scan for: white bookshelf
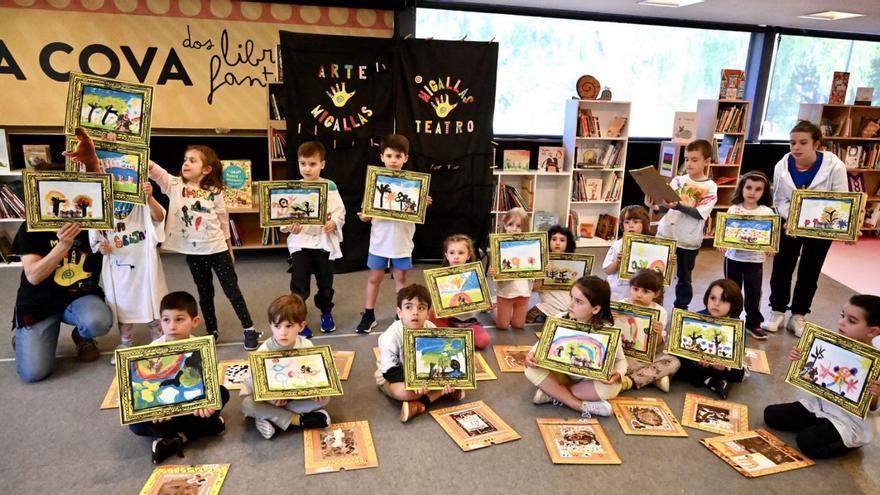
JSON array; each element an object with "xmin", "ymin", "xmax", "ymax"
[{"xmin": 0, "ymin": 169, "xmax": 24, "ymax": 268}]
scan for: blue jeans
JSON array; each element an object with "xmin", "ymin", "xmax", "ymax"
[{"xmin": 14, "ymin": 295, "xmax": 113, "ymax": 383}]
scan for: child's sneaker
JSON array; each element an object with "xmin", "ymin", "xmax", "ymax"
[
  {"xmin": 533, "ymin": 388, "xmax": 552, "ymax": 405},
  {"xmin": 255, "ymin": 418, "xmax": 276, "ymax": 439},
  {"xmin": 620, "ymin": 375, "xmax": 633, "ymax": 391},
  {"xmin": 707, "ymin": 377, "xmax": 729, "ymax": 400},
  {"xmin": 761, "ymin": 311, "xmax": 785, "ymax": 332},
  {"xmin": 320, "ymin": 313, "xmax": 336, "ymax": 333},
  {"xmin": 243, "ymin": 328, "xmax": 262, "ymax": 351},
  {"xmin": 580, "ymin": 400, "xmax": 612, "ymax": 418},
  {"xmin": 151, "ymin": 435, "xmax": 184, "ymax": 464},
  {"xmin": 747, "ymin": 327, "xmax": 768, "ymax": 340},
  {"xmin": 525, "ymin": 306, "xmax": 545, "ymax": 324},
  {"xmin": 110, "ymin": 341, "xmax": 133, "ymax": 365},
  {"xmin": 787, "ymin": 314, "xmax": 806, "ymax": 337},
  {"xmin": 400, "ymin": 400, "xmax": 426, "ymax": 422},
  {"xmin": 654, "ymin": 376, "xmax": 671, "ymax": 393},
  {"xmin": 301, "ymin": 409, "xmax": 331, "ymax": 428},
  {"xmin": 206, "ymin": 329, "xmax": 220, "ymax": 341},
  {"xmin": 299, "ymin": 325, "xmax": 313, "ymax": 339},
  {"xmin": 356, "ymin": 312, "xmax": 376, "ymax": 334}
]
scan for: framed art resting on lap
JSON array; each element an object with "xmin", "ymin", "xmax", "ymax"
[
  {"xmin": 786, "ymin": 190, "xmax": 866, "ymax": 242},
  {"xmin": 666, "ymin": 309, "xmax": 745, "ymax": 369},
  {"xmin": 249, "ymin": 345, "xmax": 343, "ymax": 401},
  {"xmin": 610, "ymin": 301, "xmax": 662, "ymax": 364},
  {"xmin": 534, "ymin": 316, "xmax": 621, "ymax": 381},
  {"xmin": 65, "ymin": 72, "xmax": 153, "ymax": 146},
  {"xmin": 23, "ymin": 170, "xmax": 114, "ymax": 231},
  {"xmin": 403, "ymin": 327, "xmax": 476, "ymax": 391}
]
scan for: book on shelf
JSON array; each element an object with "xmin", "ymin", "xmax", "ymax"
[
  {"xmin": 572, "ymin": 174, "xmax": 604, "ymax": 202},
  {"xmin": 864, "ymin": 203, "xmax": 880, "ymax": 230},
  {"xmin": 229, "ymin": 218, "xmax": 243, "ymax": 247},
  {"xmin": 717, "ymin": 135, "xmax": 742, "ymax": 165},
  {"xmin": 578, "ymin": 108, "xmax": 601, "ymax": 137},
  {"xmin": 533, "ymin": 211, "xmax": 559, "ymax": 232},
  {"xmin": 606, "ymin": 116, "xmax": 628, "ymax": 138},
  {"xmin": 672, "ymin": 112, "xmax": 697, "ymax": 143},
  {"xmin": 537, "ymin": 147, "xmax": 564, "ymax": 172},
  {"xmin": 579, "ymin": 222, "xmax": 595, "ymax": 238},
  {"xmin": 276, "ymin": 44, "xmax": 284, "ymax": 82},
  {"xmin": 222, "ymin": 160, "xmax": 253, "ymax": 209},
  {"xmin": 820, "ymin": 118, "xmax": 838, "ymax": 137},
  {"xmin": 714, "ymin": 176, "xmax": 737, "ymax": 186},
  {"xmin": 828, "ymin": 142, "xmax": 880, "ymax": 169},
  {"xmin": 858, "ymin": 117, "xmax": 880, "ymax": 138},
  {"xmin": 568, "ymin": 210, "xmax": 580, "ymax": 239},
  {"xmin": 498, "ymin": 184, "xmax": 531, "ymax": 211},
  {"xmin": 0, "ymin": 129, "xmax": 9, "ymax": 173},
  {"xmin": 595, "ymin": 214, "xmax": 618, "ymax": 241},
  {"xmin": 502, "ymin": 150, "xmax": 530, "ymax": 171},
  {"xmin": 603, "ymin": 172, "xmax": 622, "ymax": 202},
  {"xmin": 576, "ymin": 142, "xmax": 621, "ymax": 168},
  {"xmin": 844, "ymin": 145, "xmax": 863, "ymax": 169},
  {"xmin": 847, "ymin": 172, "xmax": 867, "ymax": 193},
  {"xmin": 855, "ymin": 87, "xmax": 874, "ymax": 106},
  {"xmin": 262, "ymin": 227, "xmax": 281, "ymax": 246},
  {"xmin": 715, "ymin": 106, "xmax": 745, "ymax": 133},
  {"xmin": 22, "ymin": 144, "xmax": 50, "ymax": 168},
  {"xmin": 719, "ymin": 69, "xmax": 745, "ymax": 100},
  {"xmin": 272, "ymin": 129, "xmax": 287, "ymax": 160},
  {"xmin": 828, "ymin": 72, "xmax": 850, "ymax": 105},
  {"xmin": 269, "ymin": 93, "xmax": 286, "ymax": 120},
  {"xmin": 0, "ymin": 181, "xmax": 25, "ymax": 219}
]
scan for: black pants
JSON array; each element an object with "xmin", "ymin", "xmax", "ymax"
[
  {"xmin": 674, "ymin": 247, "xmax": 699, "ymax": 310},
  {"xmin": 768, "ymin": 232, "xmax": 832, "ymax": 315},
  {"xmin": 129, "ymin": 386, "xmax": 230, "ymax": 441},
  {"xmin": 764, "ymin": 402, "xmax": 853, "ymax": 459},
  {"xmin": 724, "ymin": 258, "xmax": 764, "ymax": 329},
  {"xmin": 289, "ymin": 249, "xmax": 335, "ymax": 314},
  {"xmin": 677, "ymin": 358, "xmax": 746, "ymax": 386},
  {"xmin": 186, "ymin": 252, "xmax": 253, "ymax": 333}
]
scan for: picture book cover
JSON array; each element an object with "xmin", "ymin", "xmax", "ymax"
[
  {"xmin": 672, "ymin": 112, "xmax": 697, "ymax": 143},
  {"xmin": 829, "ymin": 71, "xmax": 850, "ymax": 105},
  {"xmin": 537, "ymin": 147, "xmax": 564, "ymax": 172},
  {"xmin": 222, "ymin": 160, "xmax": 253, "ymax": 210},
  {"xmin": 855, "ymin": 87, "xmax": 874, "ymax": 106},
  {"xmin": 719, "ymin": 69, "xmax": 745, "ymax": 100},
  {"xmin": 503, "ymin": 150, "xmax": 530, "ymax": 171},
  {"xmin": 22, "ymin": 144, "xmax": 51, "ymax": 168}
]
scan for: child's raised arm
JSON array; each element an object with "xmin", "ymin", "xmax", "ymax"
[{"xmin": 148, "ymin": 160, "xmax": 172, "ymax": 193}]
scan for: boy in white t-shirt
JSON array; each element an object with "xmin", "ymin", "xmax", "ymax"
[{"xmin": 355, "ymin": 134, "xmax": 431, "ymax": 334}]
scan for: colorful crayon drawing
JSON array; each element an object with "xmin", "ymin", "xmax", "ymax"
[
  {"xmin": 798, "ymin": 339, "xmax": 871, "ymax": 402},
  {"xmin": 39, "ymin": 180, "xmax": 105, "ymax": 220},
  {"xmin": 722, "ymin": 218, "xmax": 773, "ymax": 246},
  {"xmin": 546, "ymin": 327, "xmax": 611, "ymax": 371},
  {"xmin": 372, "ymin": 175, "xmax": 422, "ymax": 213},
  {"xmin": 436, "ymin": 270, "xmax": 485, "ymax": 308},
  {"xmin": 613, "ymin": 309, "xmax": 652, "ymax": 352},
  {"xmin": 320, "ymin": 427, "xmax": 360, "ymax": 459},
  {"xmin": 798, "ymin": 198, "xmax": 853, "ymax": 232},
  {"xmin": 546, "ymin": 259, "xmax": 584, "ymax": 285},
  {"xmin": 264, "ymin": 354, "xmax": 330, "ymax": 391},
  {"xmin": 98, "ymin": 149, "xmax": 141, "ymax": 195},
  {"xmin": 627, "ymin": 240, "xmax": 669, "ymax": 276},
  {"xmin": 498, "ymin": 239, "xmax": 542, "ymax": 272},
  {"xmin": 414, "ymin": 337, "xmax": 468, "ymax": 379},
  {"xmin": 269, "ymin": 187, "xmax": 321, "ymax": 222},
  {"xmin": 450, "ymin": 410, "xmax": 498, "ymax": 437},
  {"xmin": 680, "ymin": 318, "xmax": 736, "ymax": 358},
  {"xmin": 129, "ymin": 351, "xmax": 206, "ymax": 411},
  {"xmin": 79, "ymin": 85, "xmax": 143, "ymax": 134}
]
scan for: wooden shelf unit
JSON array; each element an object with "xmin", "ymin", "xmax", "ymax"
[
  {"xmin": 0, "ymin": 169, "xmax": 24, "ymax": 268},
  {"xmin": 700, "ymin": 98, "xmax": 750, "ymax": 238}
]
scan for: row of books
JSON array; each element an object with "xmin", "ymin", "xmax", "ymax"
[
  {"xmin": 578, "ymin": 108, "xmax": 602, "ymax": 137},
  {"xmin": 269, "ymin": 93, "xmax": 286, "ymax": 121},
  {"xmin": 262, "ymin": 227, "xmax": 282, "ymax": 246},
  {"xmin": 0, "ymin": 182, "xmax": 25, "ymax": 219},
  {"xmin": 572, "ymin": 174, "xmax": 604, "ymax": 202},
  {"xmin": 831, "ymin": 142, "xmax": 880, "ymax": 170},
  {"xmin": 715, "ymin": 105, "xmax": 746, "ymax": 133},
  {"xmin": 603, "ymin": 172, "xmax": 622, "ymax": 202},
  {"xmin": 568, "ymin": 210, "xmax": 618, "ymax": 241},
  {"xmin": 716, "ymin": 136, "xmax": 743, "ymax": 165},
  {"xmin": 271, "ymin": 129, "xmax": 287, "ymax": 160},
  {"xmin": 229, "ymin": 218, "xmax": 244, "ymax": 247},
  {"xmin": 576, "ymin": 143, "xmax": 622, "ymax": 168},
  {"xmin": 497, "ymin": 184, "xmax": 532, "ymax": 211}
]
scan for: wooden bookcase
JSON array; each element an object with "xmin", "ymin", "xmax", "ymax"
[
  {"xmin": 491, "ymin": 169, "xmax": 571, "ymax": 233},
  {"xmin": 798, "ymin": 103, "xmax": 880, "ymax": 235},
  {"xmin": 0, "ymin": 170, "xmax": 24, "ymax": 268}
]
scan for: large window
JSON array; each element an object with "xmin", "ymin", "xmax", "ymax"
[
  {"xmin": 763, "ymin": 35, "xmax": 880, "ymax": 140},
  {"xmin": 417, "ymin": 8, "xmax": 751, "ymax": 137}
]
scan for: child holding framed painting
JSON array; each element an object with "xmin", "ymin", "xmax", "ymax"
[
  {"xmin": 524, "ymin": 276, "xmax": 627, "ymax": 418},
  {"xmin": 375, "ymin": 284, "xmax": 465, "ymax": 422},
  {"xmin": 240, "ymin": 294, "xmax": 331, "ymax": 439},
  {"xmin": 527, "ymin": 225, "xmax": 577, "ymax": 324},
  {"xmin": 488, "ymin": 207, "xmax": 534, "ymax": 330},
  {"xmin": 603, "ymin": 205, "xmax": 652, "ymax": 301},
  {"xmin": 766, "ymin": 120, "xmax": 848, "ymax": 337}
]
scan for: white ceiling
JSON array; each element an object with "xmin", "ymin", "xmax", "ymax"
[{"xmin": 431, "ymin": 0, "xmax": 880, "ymax": 35}]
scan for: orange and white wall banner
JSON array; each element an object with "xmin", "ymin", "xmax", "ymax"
[{"xmin": 0, "ymin": 0, "xmax": 393, "ymax": 130}]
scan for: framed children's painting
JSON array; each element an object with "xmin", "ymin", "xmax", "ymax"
[
  {"xmin": 610, "ymin": 301, "xmax": 662, "ymax": 363},
  {"xmin": 302, "ymin": 421, "xmax": 379, "ymax": 475},
  {"xmin": 258, "ymin": 180, "xmax": 328, "ymax": 228},
  {"xmin": 424, "ymin": 262, "xmax": 492, "ymax": 318},
  {"xmin": 403, "ymin": 327, "xmax": 476, "ymax": 391},
  {"xmin": 64, "ymin": 136, "xmax": 149, "ymax": 205},
  {"xmin": 249, "ymin": 345, "xmax": 343, "ymax": 401},
  {"xmin": 65, "ymin": 72, "xmax": 153, "ymax": 146},
  {"xmin": 536, "ymin": 418, "xmax": 621, "ymax": 465},
  {"xmin": 540, "ymin": 253, "xmax": 594, "ymax": 291},
  {"xmin": 217, "ymin": 359, "xmax": 250, "ymax": 390},
  {"xmin": 332, "ymin": 351, "xmax": 355, "ymax": 381},
  {"xmin": 713, "ymin": 213, "xmax": 781, "ymax": 252},
  {"xmin": 115, "ymin": 335, "xmax": 221, "ymax": 425},
  {"xmin": 23, "ymin": 170, "xmax": 114, "ymax": 231},
  {"xmin": 534, "ymin": 316, "xmax": 622, "ymax": 381},
  {"xmin": 489, "ymin": 232, "xmax": 549, "ymax": 281},
  {"xmin": 618, "ymin": 233, "xmax": 676, "ymax": 286},
  {"xmin": 430, "ymin": 400, "xmax": 521, "ymax": 451},
  {"xmin": 492, "ymin": 345, "xmax": 533, "ymax": 372},
  {"xmin": 610, "ymin": 397, "xmax": 688, "ymax": 437},
  {"xmin": 701, "ymin": 429, "xmax": 814, "ymax": 478},
  {"xmin": 138, "ymin": 464, "xmax": 229, "ymax": 495},
  {"xmin": 681, "ymin": 393, "xmax": 749, "ymax": 435},
  {"xmin": 785, "ymin": 323, "xmax": 880, "ymax": 419},
  {"xmin": 362, "ymin": 166, "xmax": 430, "ymax": 223},
  {"xmin": 667, "ymin": 309, "xmax": 745, "ymax": 369},
  {"xmin": 786, "ymin": 190, "xmax": 867, "ymax": 242}
]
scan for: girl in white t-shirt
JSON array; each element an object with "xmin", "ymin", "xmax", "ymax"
[
  {"xmin": 149, "ymin": 146, "xmax": 260, "ymax": 350},
  {"xmin": 489, "ymin": 208, "xmax": 533, "ymax": 329},
  {"xmin": 527, "ymin": 225, "xmax": 576, "ymax": 324},
  {"xmin": 603, "ymin": 205, "xmax": 652, "ymax": 301}
]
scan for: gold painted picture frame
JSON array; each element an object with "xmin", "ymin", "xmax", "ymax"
[
  {"xmin": 138, "ymin": 464, "xmax": 229, "ymax": 495},
  {"xmin": 535, "ymin": 316, "xmax": 622, "ymax": 381},
  {"xmin": 785, "ymin": 323, "xmax": 880, "ymax": 419},
  {"xmin": 424, "ymin": 262, "xmax": 492, "ymax": 318},
  {"xmin": 217, "ymin": 359, "xmax": 250, "ymax": 390},
  {"xmin": 361, "ymin": 166, "xmax": 431, "ymax": 223},
  {"xmin": 403, "ymin": 327, "xmax": 476, "ymax": 391},
  {"xmin": 333, "ymin": 351, "xmax": 355, "ymax": 381},
  {"xmin": 610, "ymin": 301, "xmax": 662, "ymax": 363},
  {"xmin": 303, "ymin": 421, "xmax": 379, "ymax": 475},
  {"xmin": 23, "ymin": 170, "xmax": 114, "ymax": 231},
  {"xmin": 681, "ymin": 393, "xmax": 749, "ymax": 435},
  {"xmin": 489, "ymin": 231, "xmax": 549, "ymax": 281},
  {"xmin": 786, "ymin": 190, "xmax": 867, "ymax": 242},
  {"xmin": 258, "ymin": 180, "xmax": 328, "ymax": 228},
  {"xmin": 610, "ymin": 397, "xmax": 688, "ymax": 437},
  {"xmin": 618, "ymin": 232, "xmax": 677, "ymax": 285},
  {"xmin": 536, "ymin": 418, "xmax": 621, "ymax": 464},
  {"xmin": 249, "ymin": 345, "xmax": 343, "ymax": 401},
  {"xmin": 701, "ymin": 429, "xmax": 814, "ymax": 478},
  {"xmin": 540, "ymin": 253, "xmax": 595, "ymax": 291},
  {"xmin": 64, "ymin": 136, "xmax": 149, "ymax": 205},
  {"xmin": 667, "ymin": 309, "xmax": 745, "ymax": 369},
  {"xmin": 492, "ymin": 345, "xmax": 533, "ymax": 372},
  {"xmin": 475, "ymin": 352, "xmax": 497, "ymax": 381},
  {"xmin": 430, "ymin": 400, "xmax": 521, "ymax": 451},
  {"xmin": 115, "ymin": 335, "xmax": 221, "ymax": 425},
  {"xmin": 100, "ymin": 376, "xmax": 119, "ymax": 410},
  {"xmin": 65, "ymin": 72, "xmax": 153, "ymax": 146},
  {"xmin": 713, "ymin": 213, "xmax": 781, "ymax": 252}
]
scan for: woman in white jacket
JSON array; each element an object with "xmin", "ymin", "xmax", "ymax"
[{"xmin": 764, "ymin": 120, "xmax": 848, "ymax": 336}]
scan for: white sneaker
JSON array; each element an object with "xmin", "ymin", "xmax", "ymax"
[
  {"xmin": 110, "ymin": 342, "xmax": 133, "ymax": 365},
  {"xmin": 761, "ymin": 311, "xmax": 786, "ymax": 333},
  {"xmin": 654, "ymin": 376, "xmax": 671, "ymax": 393},
  {"xmin": 255, "ymin": 418, "xmax": 276, "ymax": 440},
  {"xmin": 533, "ymin": 388, "xmax": 552, "ymax": 405},
  {"xmin": 581, "ymin": 400, "xmax": 612, "ymax": 418},
  {"xmin": 788, "ymin": 314, "xmax": 807, "ymax": 337}
]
